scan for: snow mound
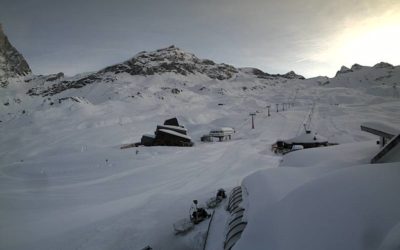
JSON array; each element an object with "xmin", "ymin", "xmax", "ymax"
[
  {"xmin": 237, "ymin": 141, "xmax": 400, "ymax": 250},
  {"xmin": 238, "ymin": 162, "xmax": 400, "ymax": 250}
]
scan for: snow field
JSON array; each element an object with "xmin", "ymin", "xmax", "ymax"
[{"xmin": 1, "ymin": 63, "xmax": 400, "ymax": 249}]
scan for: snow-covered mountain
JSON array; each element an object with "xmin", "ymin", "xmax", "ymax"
[
  {"xmin": 26, "ymin": 45, "xmax": 306, "ymax": 97},
  {"xmin": 1, "ymin": 26, "xmax": 400, "ymax": 250},
  {"xmin": 0, "ymin": 24, "xmax": 31, "ymax": 86}
]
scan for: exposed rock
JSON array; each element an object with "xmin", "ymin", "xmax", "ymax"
[
  {"xmin": 373, "ymin": 62, "xmax": 394, "ymax": 69},
  {"xmin": 45, "ymin": 72, "xmax": 64, "ymax": 82},
  {"xmin": 0, "ymin": 24, "xmax": 31, "ymax": 86},
  {"xmin": 243, "ymin": 68, "xmax": 273, "ymax": 79},
  {"xmin": 29, "ymin": 46, "xmax": 238, "ymax": 96},
  {"xmin": 281, "ymin": 71, "xmax": 305, "ymax": 80},
  {"xmin": 57, "ymin": 96, "xmax": 88, "ymax": 104},
  {"xmin": 239, "ymin": 68, "xmax": 305, "ymax": 80},
  {"xmin": 350, "ymin": 64, "xmax": 365, "ymax": 71},
  {"xmin": 171, "ymin": 88, "xmax": 181, "ymax": 94},
  {"xmin": 335, "ymin": 66, "xmax": 353, "ymax": 76},
  {"xmin": 28, "ymin": 75, "xmax": 115, "ymax": 96},
  {"xmin": 101, "ymin": 45, "xmax": 238, "ymax": 80}
]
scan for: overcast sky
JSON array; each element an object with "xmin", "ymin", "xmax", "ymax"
[{"xmin": 1, "ymin": 0, "xmax": 399, "ymax": 77}]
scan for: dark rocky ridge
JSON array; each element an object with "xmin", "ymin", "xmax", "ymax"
[
  {"xmin": 101, "ymin": 45, "xmax": 238, "ymax": 80},
  {"xmin": 335, "ymin": 66, "xmax": 353, "ymax": 76},
  {"xmin": 239, "ymin": 68, "xmax": 305, "ymax": 80},
  {"xmin": 336, "ymin": 62, "xmax": 395, "ymax": 76},
  {"xmin": 373, "ymin": 62, "xmax": 394, "ymax": 69},
  {"xmin": 0, "ymin": 24, "xmax": 31, "ymax": 86}
]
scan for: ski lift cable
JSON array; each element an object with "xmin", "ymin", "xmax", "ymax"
[
  {"xmin": 306, "ymin": 102, "xmax": 316, "ymax": 131},
  {"xmin": 296, "ymin": 101, "xmax": 315, "ymax": 136},
  {"xmin": 236, "ymin": 116, "xmax": 252, "ymax": 132}
]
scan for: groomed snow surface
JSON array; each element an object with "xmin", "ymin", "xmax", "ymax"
[{"xmin": 1, "ymin": 64, "xmax": 400, "ymax": 250}]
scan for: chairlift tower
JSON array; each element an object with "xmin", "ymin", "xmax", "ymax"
[
  {"xmin": 393, "ymin": 83, "xmax": 399, "ymax": 98},
  {"xmin": 266, "ymin": 105, "xmax": 271, "ymax": 117},
  {"xmin": 250, "ymin": 113, "xmax": 256, "ymax": 129}
]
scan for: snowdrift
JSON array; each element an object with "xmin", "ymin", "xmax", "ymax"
[{"xmin": 237, "ymin": 142, "xmax": 400, "ymax": 250}]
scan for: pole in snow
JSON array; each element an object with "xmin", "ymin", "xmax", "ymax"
[
  {"xmin": 276, "ymin": 104, "xmax": 279, "ymax": 112},
  {"xmin": 250, "ymin": 113, "xmax": 256, "ymax": 129},
  {"xmin": 282, "ymin": 103, "xmax": 285, "ymax": 111},
  {"xmin": 266, "ymin": 105, "xmax": 271, "ymax": 116}
]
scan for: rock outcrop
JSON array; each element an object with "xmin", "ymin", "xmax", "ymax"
[
  {"xmin": 373, "ymin": 62, "xmax": 394, "ymax": 69},
  {"xmin": 335, "ymin": 66, "xmax": 353, "ymax": 76},
  {"xmin": 350, "ymin": 64, "xmax": 365, "ymax": 71},
  {"xmin": 281, "ymin": 70, "xmax": 305, "ymax": 80},
  {"xmin": 101, "ymin": 45, "xmax": 238, "ymax": 79},
  {"xmin": 0, "ymin": 24, "xmax": 31, "ymax": 86},
  {"xmin": 239, "ymin": 67, "xmax": 305, "ymax": 80}
]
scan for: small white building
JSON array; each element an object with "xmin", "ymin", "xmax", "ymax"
[{"xmin": 207, "ymin": 127, "xmax": 235, "ymax": 141}]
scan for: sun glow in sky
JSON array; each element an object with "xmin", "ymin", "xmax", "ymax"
[
  {"xmin": 308, "ymin": 7, "xmax": 400, "ymax": 76},
  {"xmin": 1, "ymin": 0, "xmax": 399, "ymax": 78}
]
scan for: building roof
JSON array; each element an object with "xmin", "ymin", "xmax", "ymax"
[
  {"xmin": 371, "ymin": 134, "xmax": 400, "ymax": 163},
  {"xmin": 157, "ymin": 124, "xmax": 187, "ymax": 133},
  {"xmin": 361, "ymin": 122, "xmax": 399, "ymax": 139},
  {"xmin": 157, "ymin": 129, "xmax": 192, "ymax": 140}
]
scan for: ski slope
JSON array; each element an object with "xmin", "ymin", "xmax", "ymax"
[{"xmin": 1, "ymin": 58, "xmax": 400, "ymax": 249}]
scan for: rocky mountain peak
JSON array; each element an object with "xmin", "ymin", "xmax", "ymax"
[
  {"xmin": 239, "ymin": 68, "xmax": 305, "ymax": 80},
  {"xmin": 335, "ymin": 65, "xmax": 353, "ymax": 76},
  {"xmin": 27, "ymin": 46, "xmax": 240, "ymax": 96},
  {"xmin": 0, "ymin": 24, "xmax": 31, "ymax": 86},
  {"xmin": 350, "ymin": 64, "xmax": 365, "ymax": 71},
  {"xmin": 282, "ymin": 71, "xmax": 305, "ymax": 80},
  {"xmin": 373, "ymin": 62, "xmax": 394, "ymax": 69},
  {"xmin": 101, "ymin": 45, "xmax": 238, "ymax": 80}
]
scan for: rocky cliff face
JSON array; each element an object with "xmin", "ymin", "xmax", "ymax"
[{"xmin": 0, "ymin": 24, "xmax": 31, "ymax": 86}]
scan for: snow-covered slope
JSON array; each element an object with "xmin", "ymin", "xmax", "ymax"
[
  {"xmin": 317, "ymin": 62, "xmax": 400, "ymax": 99},
  {"xmin": 0, "ymin": 38, "xmax": 400, "ymax": 250},
  {"xmin": 237, "ymin": 142, "xmax": 400, "ymax": 250}
]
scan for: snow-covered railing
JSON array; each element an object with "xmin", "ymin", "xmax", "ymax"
[
  {"xmin": 360, "ymin": 122, "xmax": 400, "ymax": 163},
  {"xmin": 371, "ymin": 134, "xmax": 400, "ymax": 164},
  {"xmin": 224, "ymin": 186, "xmax": 247, "ymax": 250},
  {"xmin": 361, "ymin": 122, "xmax": 399, "ymax": 147}
]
